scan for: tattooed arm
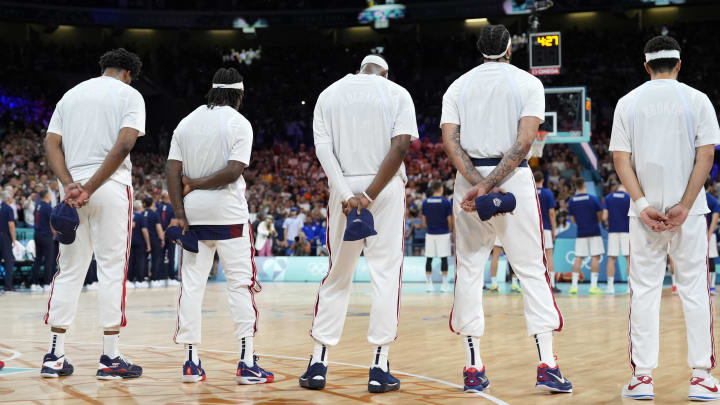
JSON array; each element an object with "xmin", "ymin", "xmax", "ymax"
[
  {"xmin": 461, "ymin": 116, "xmax": 542, "ymax": 208},
  {"xmin": 441, "ymin": 123, "xmax": 484, "ymax": 186}
]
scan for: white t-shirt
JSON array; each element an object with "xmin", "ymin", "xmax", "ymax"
[
  {"xmin": 313, "ymin": 74, "xmax": 419, "ymax": 178},
  {"xmin": 168, "ymin": 105, "xmax": 253, "ymax": 225},
  {"xmin": 47, "ymin": 76, "xmax": 146, "ymax": 186},
  {"xmin": 440, "ymin": 62, "xmax": 545, "ymax": 159},
  {"xmin": 609, "ymin": 79, "xmax": 720, "ymax": 216},
  {"xmin": 283, "ymin": 215, "xmax": 304, "ymax": 241}
]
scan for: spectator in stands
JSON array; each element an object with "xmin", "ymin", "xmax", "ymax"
[
  {"xmin": 283, "ymin": 207, "xmax": 304, "ymax": 248},
  {"xmin": 143, "ymin": 197, "xmax": 165, "ymax": 287},
  {"xmin": 292, "ymin": 231, "xmax": 311, "ymax": 256},
  {"xmin": 129, "ymin": 200, "xmax": 149, "ymax": 288},
  {"xmin": 405, "ymin": 207, "xmax": 424, "ymax": 256},
  {"xmin": 254, "ymin": 215, "xmax": 277, "ymax": 256},
  {"xmin": 0, "ymin": 189, "xmax": 16, "ymax": 292},
  {"xmin": 30, "ymin": 190, "xmax": 55, "ymax": 292}
]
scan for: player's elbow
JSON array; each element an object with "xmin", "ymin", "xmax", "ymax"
[{"xmin": 696, "ymin": 145, "xmax": 715, "ymax": 165}]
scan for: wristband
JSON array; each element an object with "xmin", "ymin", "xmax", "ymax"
[
  {"xmin": 362, "ymin": 191, "xmax": 374, "ymax": 204},
  {"xmin": 635, "ymin": 197, "xmax": 650, "ymax": 213}
]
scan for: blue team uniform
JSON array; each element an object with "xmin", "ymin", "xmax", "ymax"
[
  {"xmin": 536, "ymin": 187, "xmax": 555, "ymax": 231},
  {"xmin": 157, "ymin": 202, "xmax": 176, "ymax": 279},
  {"xmin": 31, "ymin": 201, "xmax": 56, "ymax": 285},
  {"xmin": 0, "ymin": 202, "xmax": 15, "ymax": 290},
  {"xmin": 129, "ymin": 211, "xmax": 148, "ymax": 282},
  {"xmin": 604, "ymin": 191, "xmax": 631, "ymax": 233},
  {"xmin": 421, "ymin": 196, "xmax": 452, "ymax": 235},
  {"xmin": 706, "ymin": 193, "xmax": 720, "ymax": 230},
  {"xmin": 568, "ymin": 193, "xmax": 602, "ymax": 237},
  {"xmin": 144, "ymin": 209, "xmax": 166, "ymax": 281}
]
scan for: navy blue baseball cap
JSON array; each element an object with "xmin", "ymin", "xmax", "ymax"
[
  {"xmin": 50, "ymin": 202, "xmax": 79, "ymax": 244},
  {"xmin": 475, "ymin": 192, "xmax": 517, "ymax": 221},
  {"xmin": 343, "ymin": 209, "xmax": 378, "ymax": 241},
  {"xmin": 166, "ymin": 226, "xmax": 199, "ymax": 253}
]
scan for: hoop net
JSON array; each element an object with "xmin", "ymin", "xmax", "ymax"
[{"xmin": 530, "ymin": 131, "xmax": 548, "ymax": 158}]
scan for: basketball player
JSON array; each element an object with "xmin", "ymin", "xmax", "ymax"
[
  {"xmin": 603, "ymin": 184, "xmax": 630, "ymax": 295},
  {"xmin": 535, "ymin": 171, "xmax": 560, "ymax": 294},
  {"xmin": 488, "ymin": 241, "xmax": 503, "ymax": 293},
  {"xmin": 421, "ymin": 180, "xmax": 453, "ymax": 292},
  {"xmin": 441, "ymin": 25, "xmax": 570, "ymax": 393},
  {"xmin": 568, "ymin": 178, "xmax": 604, "ymax": 295},
  {"xmin": 167, "ymin": 67, "xmax": 273, "ymax": 384},
  {"xmin": 301, "ymin": 54, "xmax": 417, "ymax": 393},
  {"xmin": 42, "ymin": 48, "xmax": 144, "ymax": 379},
  {"xmin": 705, "ymin": 182, "xmax": 719, "ymax": 295},
  {"xmin": 611, "ymin": 35, "xmax": 720, "ymax": 400}
]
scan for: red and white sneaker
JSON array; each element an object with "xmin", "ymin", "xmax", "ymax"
[
  {"xmin": 689, "ymin": 375, "xmax": 720, "ymax": 401},
  {"xmin": 672, "ymin": 285, "xmax": 678, "ymax": 295},
  {"xmin": 621, "ymin": 375, "xmax": 654, "ymax": 400}
]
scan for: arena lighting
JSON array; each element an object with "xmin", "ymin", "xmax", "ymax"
[
  {"xmin": 465, "ymin": 18, "xmax": 488, "ymax": 24},
  {"xmin": 358, "ymin": 1, "xmax": 406, "ymax": 29}
]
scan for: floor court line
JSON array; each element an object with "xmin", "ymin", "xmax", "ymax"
[
  {"xmin": 0, "ymin": 347, "xmax": 21, "ymax": 362},
  {"xmin": 4, "ymin": 339, "xmax": 509, "ymax": 405}
]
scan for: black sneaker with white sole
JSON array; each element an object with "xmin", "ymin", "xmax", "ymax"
[
  {"xmin": 41, "ymin": 353, "xmax": 74, "ymax": 378},
  {"xmin": 96, "ymin": 354, "xmax": 143, "ymax": 380},
  {"xmin": 368, "ymin": 362, "xmax": 400, "ymax": 393},
  {"xmin": 299, "ymin": 359, "xmax": 327, "ymax": 390}
]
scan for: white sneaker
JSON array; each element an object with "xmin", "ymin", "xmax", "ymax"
[
  {"xmin": 152, "ymin": 280, "xmax": 164, "ymax": 288},
  {"xmin": 426, "ymin": 282, "xmax": 433, "ymax": 292},
  {"xmin": 605, "ymin": 287, "xmax": 615, "ymax": 295},
  {"xmin": 689, "ymin": 375, "xmax": 720, "ymax": 401},
  {"xmin": 31, "ymin": 284, "xmax": 43, "ymax": 293},
  {"xmin": 86, "ymin": 282, "xmax": 99, "ymax": 291},
  {"xmin": 168, "ymin": 279, "xmax": 180, "ymax": 286},
  {"xmin": 138, "ymin": 281, "xmax": 149, "ymax": 289},
  {"xmin": 43, "ymin": 285, "xmax": 51, "ymax": 293},
  {"xmin": 126, "ymin": 282, "xmax": 135, "ymax": 289},
  {"xmin": 440, "ymin": 283, "xmax": 450, "ymax": 293},
  {"xmin": 621, "ymin": 375, "xmax": 654, "ymax": 400}
]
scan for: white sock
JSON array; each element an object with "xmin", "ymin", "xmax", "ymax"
[
  {"xmin": 186, "ymin": 344, "xmax": 199, "ymax": 364},
  {"xmin": 550, "ymin": 272, "xmax": 556, "ymax": 287},
  {"xmin": 371, "ymin": 345, "xmax": 389, "ymax": 372},
  {"xmin": 671, "ymin": 274, "xmax": 676, "ymax": 286},
  {"xmin": 103, "ymin": 334, "xmax": 119, "ymax": 358},
  {"xmin": 491, "ymin": 277, "xmax": 497, "ymax": 287},
  {"xmin": 240, "ymin": 337, "xmax": 254, "ymax": 367},
  {"xmin": 312, "ymin": 341, "xmax": 328, "ymax": 366},
  {"xmin": 571, "ymin": 272, "xmax": 579, "ymax": 288},
  {"xmin": 464, "ymin": 336, "xmax": 483, "ymax": 369},
  {"xmin": 693, "ymin": 368, "xmax": 712, "ymax": 379},
  {"xmin": 511, "ymin": 277, "xmax": 519, "ymax": 288},
  {"xmin": 591, "ymin": 272, "xmax": 599, "ymax": 288},
  {"xmin": 426, "ymin": 273, "xmax": 432, "ymax": 284},
  {"xmin": 442, "ymin": 273, "xmax": 448, "ymax": 286},
  {"xmin": 49, "ymin": 332, "xmax": 65, "ymax": 357},
  {"xmin": 712, "ymin": 273, "xmax": 717, "ymax": 288},
  {"xmin": 535, "ymin": 332, "xmax": 557, "ymax": 367},
  {"xmin": 607, "ymin": 278, "xmax": 614, "ymax": 290}
]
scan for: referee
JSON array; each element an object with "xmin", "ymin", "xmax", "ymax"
[{"xmin": 421, "ymin": 181, "xmax": 453, "ymax": 292}]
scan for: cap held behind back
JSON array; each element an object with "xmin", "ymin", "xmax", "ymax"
[
  {"xmin": 343, "ymin": 209, "xmax": 378, "ymax": 241},
  {"xmin": 475, "ymin": 192, "xmax": 517, "ymax": 221},
  {"xmin": 50, "ymin": 202, "xmax": 80, "ymax": 244}
]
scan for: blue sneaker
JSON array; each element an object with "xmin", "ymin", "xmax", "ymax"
[
  {"xmin": 368, "ymin": 362, "xmax": 400, "ymax": 393},
  {"xmin": 96, "ymin": 354, "xmax": 142, "ymax": 380},
  {"xmin": 299, "ymin": 359, "xmax": 327, "ymax": 390},
  {"xmin": 464, "ymin": 366, "xmax": 490, "ymax": 392},
  {"xmin": 41, "ymin": 353, "xmax": 74, "ymax": 378},
  {"xmin": 182, "ymin": 359, "xmax": 206, "ymax": 383},
  {"xmin": 236, "ymin": 355, "xmax": 274, "ymax": 385},
  {"xmin": 536, "ymin": 363, "xmax": 572, "ymax": 393}
]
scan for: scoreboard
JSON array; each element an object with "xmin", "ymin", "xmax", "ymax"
[{"xmin": 529, "ymin": 32, "xmax": 561, "ymax": 76}]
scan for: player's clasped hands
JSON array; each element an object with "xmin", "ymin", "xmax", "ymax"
[
  {"xmin": 62, "ymin": 182, "xmax": 90, "ymax": 208},
  {"xmin": 342, "ymin": 194, "xmax": 371, "ymax": 216},
  {"xmin": 460, "ymin": 184, "xmax": 507, "ymax": 212},
  {"xmin": 640, "ymin": 203, "xmax": 690, "ymax": 233}
]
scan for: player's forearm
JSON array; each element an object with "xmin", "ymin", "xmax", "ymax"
[
  {"xmin": 441, "ymin": 124, "xmax": 483, "ymax": 186},
  {"xmin": 142, "ymin": 229, "xmax": 151, "ymax": 247},
  {"xmin": 549, "ymin": 209, "xmax": 557, "ymax": 234},
  {"xmin": 186, "ymin": 161, "xmax": 246, "ymax": 191},
  {"xmin": 448, "ymin": 215, "xmax": 454, "ymax": 233},
  {"xmin": 710, "ymin": 215, "xmax": 718, "ymax": 234},
  {"xmin": 365, "ymin": 135, "xmax": 411, "ymax": 200},
  {"xmin": 680, "ymin": 145, "xmax": 715, "ymax": 209},
  {"xmin": 166, "ymin": 160, "xmax": 186, "ymax": 220},
  {"xmin": 9, "ymin": 222, "xmax": 15, "ymax": 243},
  {"xmin": 156, "ymin": 224, "xmax": 164, "ymax": 240},
  {"xmin": 613, "ymin": 152, "xmax": 645, "ymax": 202},
  {"xmin": 315, "ymin": 143, "xmax": 353, "ymax": 201},
  {"xmin": 84, "ymin": 128, "xmax": 138, "ymax": 195},
  {"xmin": 478, "ymin": 117, "xmax": 538, "ymax": 190},
  {"xmin": 45, "ymin": 133, "xmax": 74, "ymax": 186}
]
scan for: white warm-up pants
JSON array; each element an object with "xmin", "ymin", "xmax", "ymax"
[
  {"xmin": 311, "ymin": 175, "xmax": 405, "ymax": 346},
  {"xmin": 629, "ymin": 215, "xmax": 715, "ymax": 375},
  {"xmin": 45, "ymin": 180, "xmax": 132, "ymax": 330},
  {"xmin": 450, "ymin": 166, "xmax": 562, "ymax": 336},
  {"xmin": 173, "ymin": 232, "xmax": 258, "ymax": 344}
]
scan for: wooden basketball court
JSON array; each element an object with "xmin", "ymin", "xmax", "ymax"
[{"xmin": 0, "ymin": 282, "xmax": 712, "ymax": 404}]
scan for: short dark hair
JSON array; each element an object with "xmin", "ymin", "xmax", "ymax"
[
  {"xmin": 99, "ymin": 48, "xmax": 142, "ymax": 80},
  {"xmin": 644, "ymin": 35, "xmax": 681, "ymax": 74},
  {"xmin": 142, "ymin": 196, "xmax": 154, "ymax": 208},
  {"xmin": 574, "ymin": 177, "xmax": 586, "ymax": 189},
  {"xmin": 430, "ymin": 181, "xmax": 443, "ymax": 193},
  {"xmin": 533, "ymin": 171, "xmax": 544, "ymax": 183},
  {"xmin": 38, "ymin": 189, "xmax": 48, "ymax": 199},
  {"xmin": 206, "ymin": 68, "xmax": 244, "ymax": 110},
  {"xmin": 477, "ymin": 24, "xmax": 511, "ymax": 59}
]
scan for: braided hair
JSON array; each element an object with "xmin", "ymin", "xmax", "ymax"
[
  {"xmin": 477, "ymin": 24, "xmax": 511, "ymax": 60},
  {"xmin": 99, "ymin": 48, "xmax": 142, "ymax": 80},
  {"xmin": 644, "ymin": 35, "xmax": 681, "ymax": 73},
  {"xmin": 206, "ymin": 68, "xmax": 244, "ymax": 110}
]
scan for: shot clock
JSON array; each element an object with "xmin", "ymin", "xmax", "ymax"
[{"xmin": 529, "ymin": 31, "xmax": 561, "ymax": 75}]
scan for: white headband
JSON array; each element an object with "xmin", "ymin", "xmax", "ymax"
[
  {"xmin": 645, "ymin": 49, "xmax": 680, "ymax": 62},
  {"xmin": 482, "ymin": 37, "xmax": 512, "ymax": 59},
  {"xmin": 360, "ymin": 55, "xmax": 389, "ymax": 71},
  {"xmin": 212, "ymin": 82, "xmax": 244, "ymax": 90}
]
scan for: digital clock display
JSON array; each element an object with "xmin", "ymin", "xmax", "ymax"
[{"xmin": 529, "ymin": 32, "xmax": 561, "ymax": 74}]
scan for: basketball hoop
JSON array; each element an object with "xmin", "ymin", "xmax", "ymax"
[{"xmin": 530, "ymin": 131, "xmax": 548, "ymax": 157}]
